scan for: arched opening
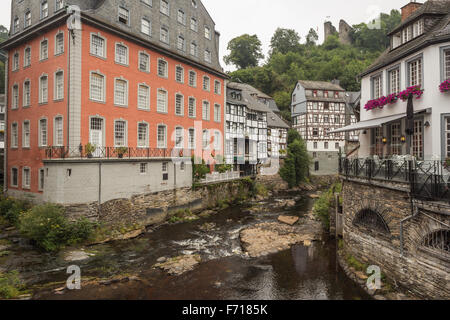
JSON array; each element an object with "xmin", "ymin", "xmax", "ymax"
[
  {"xmin": 421, "ymin": 229, "xmax": 450, "ymax": 256},
  {"xmin": 353, "ymin": 208, "xmax": 390, "ymax": 235}
]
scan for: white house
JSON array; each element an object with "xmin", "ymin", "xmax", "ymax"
[{"xmin": 334, "ymin": 1, "xmax": 450, "ymax": 160}]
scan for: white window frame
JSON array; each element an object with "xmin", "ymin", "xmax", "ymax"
[
  {"xmin": 90, "ymin": 33, "xmax": 107, "ymax": 59},
  {"xmin": 24, "ymin": 10, "xmax": 31, "ymax": 28},
  {"xmin": 188, "ymin": 128, "xmax": 196, "ymax": 149},
  {"xmin": 160, "ymin": 26, "xmax": 169, "ymax": 44},
  {"xmin": 118, "ymin": 6, "xmax": 130, "ymax": 25},
  {"xmin": 141, "ymin": 17, "xmax": 151, "ymax": 36},
  {"xmin": 190, "ymin": 41, "xmax": 198, "ymax": 57},
  {"xmin": 188, "ymin": 97, "xmax": 196, "ymax": 118},
  {"xmin": 214, "ymin": 80, "xmax": 221, "ymax": 95},
  {"xmin": 214, "ymin": 104, "xmax": 221, "ymax": 123},
  {"xmin": 157, "ymin": 124, "xmax": 167, "ymax": 149},
  {"xmin": 114, "ymin": 119, "xmax": 128, "ymax": 147},
  {"xmin": 203, "ymin": 76, "xmax": 210, "ymax": 91},
  {"xmin": 138, "ymin": 51, "xmax": 150, "ymax": 73},
  {"xmin": 115, "ymin": 42, "xmax": 129, "ymax": 66},
  {"xmin": 407, "ymin": 57, "xmax": 423, "ymax": 87},
  {"xmin": 202, "ymin": 100, "xmax": 210, "ymax": 121},
  {"xmin": 190, "ymin": 17, "xmax": 198, "ymax": 32},
  {"xmin": 90, "ymin": 71, "xmax": 106, "ymax": 103},
  {"xmin": 114, "ymin": 77, "xmax": 129, "ymax": 107},
  {"xmin": 39, "ymin": 118, "xmax": 48, "ymax": 147},
  {"xmin": 40, "ymin": 0, "xmax": 49, "ymax": 19},
  {"xmin": 22, "ymin": 120, "xmax": 30, "ymax": 148},
  {"xmin": 140, "ymin": 163, "xmax": 148, "ymax": 175},
  {"xmin": 138, "ymin": 83, "xmax": 150, "ymax": 110},
  {"xmin": 39, "ymin": 168, "xmax": 45, "ymax": 191},
  {"xmin": 54, "ymin": 116, "xmax": 64, "ymax": 147},
  {"xmin": 137, "ymin": 122, "xmax": 149, "ymax": 148},
  {"xmin": 40, "ymin": 39, "xmax": 48, "ymax": 61},
  {"xmin": 54, "ymin": 70, "xmax": 64, "ymax": 101},
  {"xmin": 174, "ymin": 126, "xmax": 184, "ymax": 149},
  {"xmin": 54, "ymin": 31, "xmax": 64, "ymax": 55},
  {"xmin": 189, "ymin": 70, "xmax": 197, "ymax": 87},
  {"xmin": 175, "ymin": 65, "xmax": 184, "ymax": 83},
  {"xmin": 39, "ymin": 74, "xmax": 48, "ymax": 104},
  {"xmin": 11, "ymin": 122, "xmax": 18, "ymax": 148},
  {"xmin": 22, "ymin": 167, "xmax": 31, "ymax": 189},
  {"xmin": 160, "ymin": 0, "xmax": 170, "ymax": 16},
  {"xmin": 11, "ymin": 167, "xmax": 18, "ymax": 187},
  {"xmin": 175, "ymin": 93, "xmax": 184, "ymax": 116},
  {"xmin": 157, "ymin": 88, "xmax": 168, "ymax": 113},
  {"xmin": 157, "ymin": 58, "xmax": 168, "ymax": 78},
  {"xmin": 12, "ymin": 52, "xmax": 19, "ymax": 71},
  {"xmin": 12, "ymin": 84, "xmax": 19, "ymax": 109},
  {"xmin": 24, "ymin": 47, "xmax": 31, "ymax": 67}
]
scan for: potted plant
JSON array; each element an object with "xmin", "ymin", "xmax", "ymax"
[
  {"xmin": 85, "ymin": 143, "xmax": 96, "ymax": 158},
  {"xmin": 116, "ymin": 147, "xmax": 128, "ymax": 158}
]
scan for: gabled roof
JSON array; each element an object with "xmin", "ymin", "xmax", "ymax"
[
  {"xmin": 228, "ymin": 82, "xmax": 272, "ymax": 99},
  {"xmin": 297, "ymin": 80, "xmax": 344, "ymax": 91},
  {"xmin": 361, "ymin": 1, "xmax": 450, "ymax": 77},
  {"xmin": 267, "ymin": 111, "xmax": 289, "ymax": 129}
]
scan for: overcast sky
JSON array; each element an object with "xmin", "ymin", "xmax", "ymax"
[{"xmin": 0, "ymin": 0, "xmax": 408, "ymax": 71}]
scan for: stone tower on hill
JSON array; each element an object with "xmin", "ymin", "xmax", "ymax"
[{"xmin": 324, "ymin": 19, "xmax": 354, "ymax": 45}]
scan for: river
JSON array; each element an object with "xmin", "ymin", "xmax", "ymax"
[{"xmin": 3, "ymin": 192, "xmax": 370, "ymax": 300}]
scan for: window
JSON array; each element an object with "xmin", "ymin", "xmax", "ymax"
[
  {"xmin": 160, "ymin": 27, "xmax": 169, "ymax": 44},
  {"xmin": 175, "ymin": 94, "xmax": 184, "ymax": 116},
  {"xmin": 139, "ymin": 52, "xmax": 150, "ymax": 72},
  {"xmin": 413, "ymin": 120, "xmax": 423, "ymax": 159},
  {"xmin": 444, "ymin": 49, "xmax": 450, "ymax": 80},
  {"xmin": 158, "ymin": 59, "xmax": 168, "ymax": 77},
  {"xmin": 189, "ymin": 71, "xmax": 197, "ymax": 87},
  {"xmin": 446, "ymin": 118, "xmax": 450, "ymax": 158},
  {"xmin": 39, "ymin": 168, "xmax": 45, "ymax": 191},
  {"xmin": 90, "ymin": 72, "xmax": 105, "ymax": 102},
  {"xmin": 23, "ymin": 80, "xmax": 31, "ymax": 107},
  {"xmin": 388, "ymin": 68, "xmax": 400, "ymax": 94},
  {"xmin": 54, "ymin": 116, "xmax": 64, "ymax": 146},
  {"xmin": 203, "ymin": 76, "xmax": 210, "ymax": 91},
  {"xmin": 175, "ymin": 127, "xmax": 184, "ymax": 148},
  {"xmin": 202, "ymin": 130, "xmax": 209, "ymax": 149},
  {"xmin": 157, "ymin": 89, "xmax": 168, "ymax": 113},
  {"xmin": 408, "ymin": 58, "xmax": 422, "ymax": 87},
  {"xmin": 180, "ymin": 162, "xmax": 185, "ymax": 171},
  {"xmin": 23, "ymin": 168, "xmax": 31, "ymax": 189},
  {"xmin": 118, "ymin": 7, "xmax": 129, "ymax": 25},
  {"xmin": 191, "ymin": 0, "xmax": 197, "ymax": 8},
  {"xmin": 190, "ymin": 18, "xmax": 198, "ymax": 32},
  {"xmin": 372, "ymin": 75, "xmax": 382, "ymax": 99},
  {"xmin": 140, "ymin": 163, "xmax": 148, "ymax": 174},
  {"xmin": 214, "ymin": 131, "xmax": 220, "ymax": 150},
  {"xmin": 205, "ymin": 26, "xmax": 211, "ymax": 40},
  {"xmin": 334, "ymin": 115, "xmax": 340, "ymax": 124},
  {"xmin": 312, "ymin": 128, "xmax": 318, "ymax": 137},
  {"xmin": 190, "ymin": 41, "xmax": 198, "ymax": 57},
  {"xmin": 175, "ymin": 66, "xmax": 184, "ymax": 83},
  {"xmin": 214, "ymin": 104, "xmax": 221, "ymax": 122},
  {"xmin": 162, "ymin": 162, "xmax": 169, "ymax": 180},
  {"xmin": 115, "ymin": 43, "xmax": 128, "ymax": 65},
  {"xmin": 202, "ymin": 101, "xmax": 210, "ymax": 120},
  {"xmin": 55, "ymin": 0, "xmax": 65, "ymax": 11},
  {"xmin": 11, "ymin": 168, "xmax": 18, "ymax": 187},
  {"xmin": 12, "ymin": 85, "xmax": 19, "ymax": 109},
  {"xmin": 335, "ymin": 143, "xmax": 340, "ymax": 150},
  {"xmin": 41, "ymin": 1, "xmax": 49, "ymax": 19},
  {"xmin": 138, "ymin": 84, "xmax": 150, "ymax": 110},
  {"xmin": 12, "ymin": 53, "xmax": 19, "ymax": 71},
  {"xmin": 114, "ymin": 120, "xmax": 127, "ymax": 147},
  {"xmin": 91, "ymin": 34, "xmax": 106, "ymax": 58},
  {"xmin": 157, "ymin": 125, "xmax": 167, "ymax": 148},
  {"xmin": 188, "ymin": 97, "xmax": 196, "ymax": 118},
  {"xmin": 214, "ymin": 81, "xmax": 221, "ymax": 94},
  {"xmin": 114, "ymin": 78, "xmax": 128, "ymax": 106},
  {"xmin": 177, "ymin": 35, "xmax": 185, "ymax": 51},
  {"xmin": 177, "ymin": 10, "xmax": 185, "ymax": 24},
  {"xmin": 391, "ymin": 122, "xmax": 401, "ymax": 155},
  {"xmin": 39, "ymin": 75, "xmax": 48, "ymax": 104},
  {"xmin": 204, "ymin": 49, "xmax": 211, "ymax": 63},
  {"xmin": 24, "ymin": 11, "xmax": 31, "ymax": 28},
  {"xmin": 138, "ymin": 123, "xmax": 149, "ymax": 147},
  {"xmin": 188, "ymin": 128, "xmax": 195, "ymax": 149},
  {"xmin": 24, "ymin": 47, "xmax": 31, "ymax": 67},
  {"xmin": 40, "ymin": 39, "xmax": 48, "ymax": 60},
  {"xmin": 54, "ymin": 71, "xmax": 64, "ymax": 100},
  {"xmin": 22, "ymin": 121, "xmax": 30, "ymax": 148},
  {"xmin": 324, "ymin": 142, "xmax": 329, "ymax": 150},
  {"xmin": 141, "ymin": 18, "xmax": 151, "ymax": 36},
  {"xmin": 55, "ymin": 32, "xmax": 64, "ymax": 55},
  {"xmin": 39, "ymin": 118, "xmax": 48, "ymax": 147},
  {"xmin": 160, "ymin": 0, "xmax": 169, "ymax": 15},
  {"xmin": 11, "ymin": 123, "xmax": 18, "ymax": 148}
]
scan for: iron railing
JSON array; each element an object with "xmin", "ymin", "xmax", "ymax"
[
  {"xmin": 339, "ymin": 157, "xmax": 450, "ymax": 203},
  {"xmin": 42, "ymin": 146, "xmax": 193, "ymax": 160}
]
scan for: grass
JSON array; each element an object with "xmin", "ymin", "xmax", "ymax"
[
  {"xmin": 345, "ymin": 253, "xmax": 368, "ymax": 272},
  {"xmin": 0, "ymin": 271, "xmax": 27, "ymax": 299}
]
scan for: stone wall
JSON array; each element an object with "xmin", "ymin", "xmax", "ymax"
[
  {"xmin": 341, "ymin": 179, "xmax": 450, "ymax": 299},
  {"xmin": 64, "ymin": 178, "xmax": 254, "ymax": 228}
]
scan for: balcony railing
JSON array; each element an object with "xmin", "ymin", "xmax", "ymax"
[
  {"xmin": 42, "ymin": 146, "xmax": 193, "ymax": 160},
  {"xmin": 339, "ymin": 157, "xmax": 450, "ymax": 203}
]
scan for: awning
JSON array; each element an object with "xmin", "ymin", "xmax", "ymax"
[{"xmin": 329, "ymin": 113, "xmax": 407, "ymax": 134}]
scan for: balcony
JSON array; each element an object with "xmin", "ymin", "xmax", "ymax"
[
  {"xmin": 339, "ymin": 157, "xmax": 450, "ymax": 203},
  {"xmin": 42, "ymin": 146, "xmax": 192, "ymax": 160}
]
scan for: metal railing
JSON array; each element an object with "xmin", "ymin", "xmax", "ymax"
[
  {"xmin": 200, "ymin": 171, "xmax": 241, "ymax": 184},
  {"xmin": 42, "ymin": 146, "xmax": 193, "ymax": 160},
  {"xmin": 339, "ymin": 157, "xmax": 450, "ymax": 203}
]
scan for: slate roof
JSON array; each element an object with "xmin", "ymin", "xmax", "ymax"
[
  {"xmin": 267, "ymin": 111, "xmax": 289, "ymax": 129},
  {"xmin": 361, "ymin": 0, "xmax": 450, "ymax": 77},
  {"xmin": 297, "ymin": 80, "xmax": 345, "ymax": 91}
]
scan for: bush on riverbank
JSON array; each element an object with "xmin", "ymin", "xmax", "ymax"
[
  {"xmin": 0, "ymin": 271, "xmax": 26, "ymax": 299},
  {"xmin": 313, "ymin": 182, "xmax": 342, "ymax": 230},
  {"xmin": 280, "ymin": 130, "xmax": 310, "ymax": 188},
  {"xmin": 0, "ymin": 197, "xmax": 32, "ymax": 227},
  {"xmin": 19, "ymin": 204, "xmax": 96, "ymax": 252}
]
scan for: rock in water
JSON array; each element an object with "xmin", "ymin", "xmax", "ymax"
[
  {"xmin": 278, "ymin": 215, "xmax": 299, "ymax": 226},
  {"xmin": 154, "ymin": 255, "xmax": 201, "ymax": 276}
]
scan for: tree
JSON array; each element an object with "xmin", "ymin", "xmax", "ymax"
[
  {"xmin": 287, "ymin": 128, "xmax": 302, "ymax": 145},
  {"xmin": 280, "ymin": 137, "xmax": 310, "ymax": 188},
  {"xmin": 270, "ymin": 28, "xmax": 301, "ymax": 55},
  {"xmin": 306, "ymin": 28, "xmax": 319, "ymax": 46},
  {"xmin": 224, "ymin": 34, "xmax": 264, "ymax": 69}
]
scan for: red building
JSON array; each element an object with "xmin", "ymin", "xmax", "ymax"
[{"xmin": 1, "ymin": 1, "xmax": 227, "ymax": 204}]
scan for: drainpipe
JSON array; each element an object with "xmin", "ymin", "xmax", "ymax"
[
  {"xmin": 2, "ymin": 52, "xmax": 9, "ymax": 195},
  {"xmin": 400, "ymin": 198, "xmax": 418, "ymax": 256}
]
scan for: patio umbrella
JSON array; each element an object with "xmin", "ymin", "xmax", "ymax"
[{"xmin": 405, "ymin": 93, "xmax": 414, "ymax": 136}]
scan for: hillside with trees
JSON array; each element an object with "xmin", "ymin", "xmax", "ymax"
[{"xmin": 225, "ymin": 10, "xmax": 402, "ymax": 121}]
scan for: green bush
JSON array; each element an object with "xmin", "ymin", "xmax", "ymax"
[
  {"xmin": 19, "ymin": 204, "xmax": 96, "ymax": 252},
  {"xmin": 0, "ymin": 271, "xmax": 25, "ymax": 299},
  {"xmin": 280, "ymin": 137, "xmax": 310, "ymax": 188},
  {"xmin": 0, "ymin": 197, "xmax": 31, "ymax": 227},
  {"xmin": 313, "ymin": 182, "xmax": 342, "ymax": 230},
  {"xmin": 192, "ymin": 157, "xmax": 210, "ymax": 183}
]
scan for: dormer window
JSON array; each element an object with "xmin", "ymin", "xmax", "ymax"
[
  {"xmin": 396, "ymin": 19, "xmax": 425, "ymax": 48},
  {"xmin": 41, "ymin": 1, "xmax": 49, "ymax": 19},
  {"xmin": 24, "ymin": 11, "xmax": 31, "ymax": 28},
  {"xmin": 118, "ymin": 7, "xmax": 129, "ymax": 25}
]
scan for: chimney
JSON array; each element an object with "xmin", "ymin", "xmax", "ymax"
[
  {"xmin": 332, "ymin": 79, "xmax": 340, "ymax": 86},
  {"xmin": 401, "ymin": 1, "xmax": 423, "ymax": 22}
]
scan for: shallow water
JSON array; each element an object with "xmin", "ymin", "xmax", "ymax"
[{"xmin": 4, "ymin": 192, "xmax": 370, "ymax": 300}]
